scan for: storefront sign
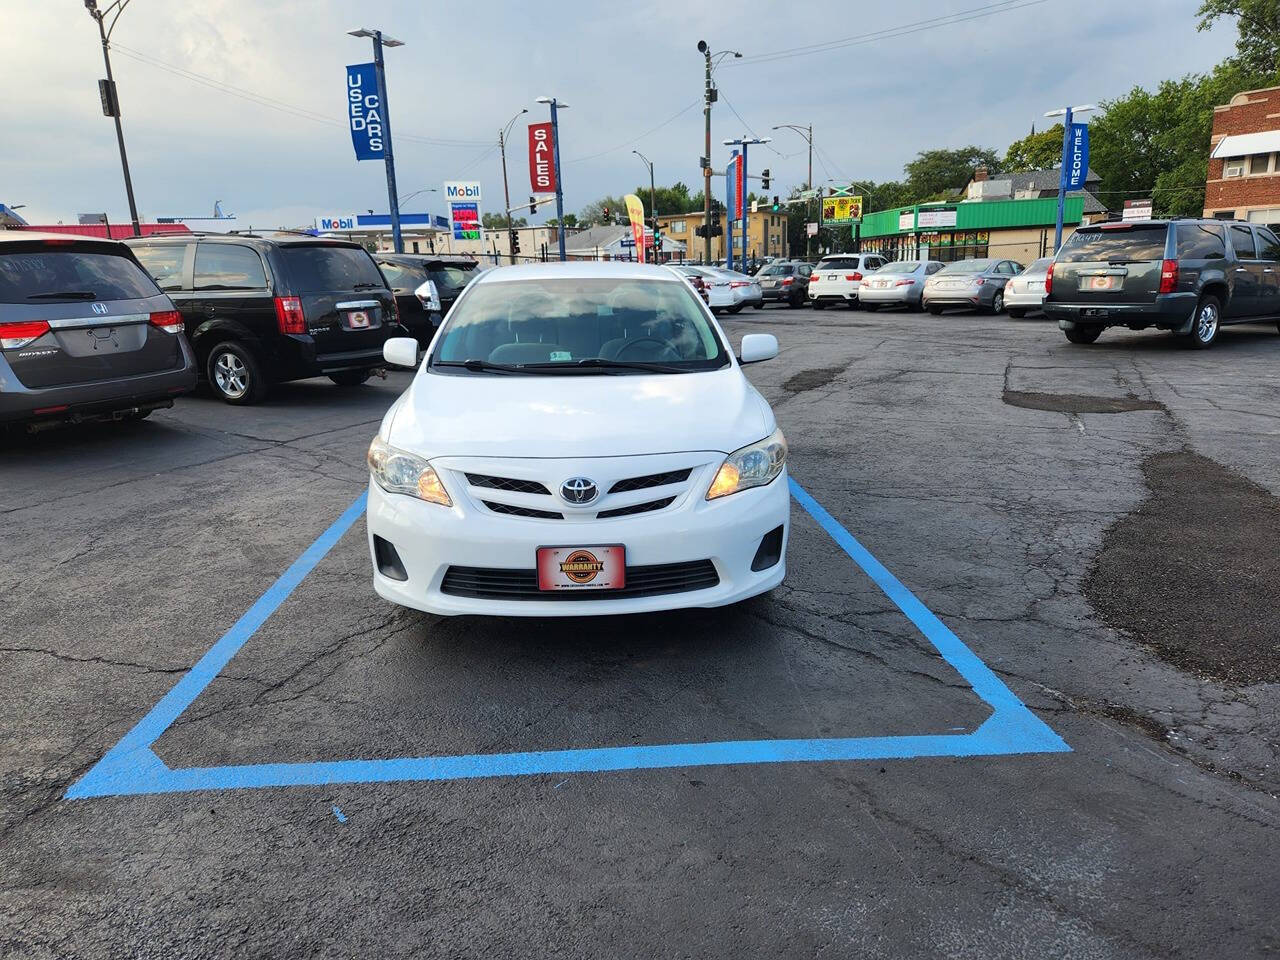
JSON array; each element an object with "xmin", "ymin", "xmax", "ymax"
[
  {"xmin": 315, "ymin": 214, "xmax": 360, "ymax": 232},
  {"xmin": 821, "ymin": 195, "xmax": 863, "ymax": 224},
  {"xmin": 445, "ymin": 182, "xmax": 484, "ymax": 241},
  {"xmin": 624, "ymin": 194, "xmax": 646, "ymax": 264},
  {"xmin": 1123, "ymin": 199, "xmax": 1153, "ymax": 221},
  {"xmin": 917, "ymin": 207, "xmax": 957, "ymax": 228},
  {"xmin": 898, "ymin": 211, "xmax": 915, "ymax": 231},
  {"xmin": 528, "ymin": 122, "xmax": 556, "ymax": 193},
  {"xmin": 346, "ymin": 63, "xmax": 382, "ymax": 161},
  {"xmin": 1065, "ymin": 122, "xmax": 1089, "ymax": 190}
]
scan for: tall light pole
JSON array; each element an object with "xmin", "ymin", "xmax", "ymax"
[
  {"xmin": 633, "ymin": 150, "xmax": 657, "ymax": 261},
  {"xmin": 536, "ymin": 96, "xmax": 568, "ymax": 261},
  {"xmin": 84, "ymin": 0, "xmax": 141, "ymax": 236},
  {"xmin": 499, "ymin": 108, "xmax": 528, "ymax": 264},
  {"xmin": 696, "ymin": 42, "xmax": 741, "ymax": 264},
  {"xmin": 348, "ymin": 27, "xmax": 405, "ymax": 253},
  {"xmin": 1044, "ymin": 103, "xmax": 1096, "ymax": 252},
  {"xmin": 773, "ymin": 123, "xmax": 813, "ymax": 259},
  {"xmin": 724, "ymin": 136, "xmax": 770, "ymax": 271},
  {"xmin": 397, "ymin": 187, "xmax": 437, "ymax": 210}
]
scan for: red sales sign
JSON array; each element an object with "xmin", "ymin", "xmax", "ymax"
[
  {"xmin": 528, "ymin": 122, "xmax": 556, "ymax": 194},
  {"xmin": 734, "ymin": 155, "xmax": 744, "ymax": 219}
]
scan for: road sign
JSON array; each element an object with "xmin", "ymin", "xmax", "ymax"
[
  {"xmin": 806, "ymin": 222, "xmax": 818, "ymax": 237},
  {"xmin": 821, "ymin": 195, "xmax": 863, "ymax": 224}
]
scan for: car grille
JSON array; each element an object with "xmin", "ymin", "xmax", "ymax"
[
  {"xmin": 608, "ymin": 468, "xmax": 692, "ymax": 494},
  {"xmin": 596, "ymin": 496, "xmax": 676, "ymax": 519},
  {"xmin": 440, "ymin": 560, "xmax": 720, "ymax": 601},
  {"xmin": 466, "ymin": 473, "xmax": 551, "ymax": 495},
  {"xmin": 481, "ymin": 500, "xmax": 563, "ymax": 520}
]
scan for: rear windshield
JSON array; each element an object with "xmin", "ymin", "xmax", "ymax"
[
  {"xmin": 279, "ymin": 245, "xmax": 386, "ymax": 293},
  {"xmin": 428, "ymin": 264, "xmax": 476, "ymax": 292},
  {"xmin": 1057, "ymin": 226, "xmax": 1167, "ymax": 263},
  {"xmin": 818, "ymin": 258, "xmax": 862, "ymax": 270},
  {"xmin": 1176, "ymin": 224, "xmax": 1227, "ymax": 260},
  {"xmin": 0, "ymin": 247, "xmax": 160, "ymax": 303},
  {"xmin": 759, "ymin": 264, "xmax": 795, "ymax": 276},
  {"xmin": 876, "ymin": 261, "xmax": 921, "ymax": 274},
  {"xmin": 937, "ymin": 259, "xmax": 993, "ymax": 274}
]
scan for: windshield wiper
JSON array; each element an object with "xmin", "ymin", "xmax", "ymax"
[
  {"xmin": 523, "ymin": 357, "xmax": 688, "ymax": 374},
  {"xmin": 25, "ymin": 290, "xmax": 98, "ymax": 300},
  {"xmin": 434, "ymin": 359, "xmax": 563, "ymax": 375}
]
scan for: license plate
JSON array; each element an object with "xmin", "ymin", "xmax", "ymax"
[
  {"xmin": 1082, "ymin": 308, "xmax": 1110, "ymax": 318},
  {"xmin": 828, "ymin": 274, "xmax": 838, "ymax": 281},
  {"xmin": 1028, "ymin": 280, "xmax": 1043, "ymax": 289},
  {"xmin": 537, "ymin": 545, "xmax": 626, "ymax": 591},
  {"xmin": 764, "ymin": 280, "xmax": 777, "ymax": 287},
  {"xmin": 346, "ymin": 310, "xmax": 371, "ymax": 329},
  {"xmin": 1080, "ymin": 275, "xmax": 1120, "ymax": 292}
]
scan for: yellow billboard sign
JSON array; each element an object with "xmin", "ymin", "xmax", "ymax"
[{"xmin": 821, "ymin": 195, "xmax": 863, "ymax": 224}]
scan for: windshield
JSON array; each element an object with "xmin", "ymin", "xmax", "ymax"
[
  {"xmin": 428, "ymin": 264, "xmax": 476, "ymax": 292},
  {"xmin": 1024, "ymin": 258, "xmax": 1053, "ymax": 273},
  {"xmin": 431, "ymin": 277, "xmax": 728, "ymax": 374},
  {"xmin": 875, "ymin": 261, "xmax": 921, "ymax": 274},
  {"xmin": 758, "ymin": 264, "xmax": 795, "ymax": 276},
  {"xmin": 0, "ymin": 247, "xmax": 161, "ymax": 303},
  {"xmin": 818, "ymin": 258, "xmax": 862, "ymax": 270},
  {"xmin": 1057, "ymin": 226, "xmax": 1167, "ymax": 263},
  {"xmin": 280, "ymin": 245, "xmax": 386, "ymax": 293},
  {"xmin": 937, "ymin": 259, "xmax": 993, "ymax": 274}
]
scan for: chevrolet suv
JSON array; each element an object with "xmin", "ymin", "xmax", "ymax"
[
  {"xmin": 1043, "ymin": 218, "xmax": 1280, "ymax": 348},
  {"xmin": 128, "ymin": 233, "xmax": 401, "ymax": 402}
]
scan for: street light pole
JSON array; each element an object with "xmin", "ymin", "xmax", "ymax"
[
  {"xmin": 633, "ymin": 150, "xmax": 656, "ymax": 262},
  {"xmin": 1045, "ymin": 103, "xmax": 1096, "ymax": 252},
  {"xmin": 536, "ymin": 97, "xmax": 568, "ymax": 261},
  {"xmin": 85, "ymin": 0, "xmax": 141, "ymax": 236},
  {"xmin": 724, "ymin": 135, "xmax": 770, "ymax": 272},
  {"xmin": 773, "ymin": 123, "xmax": 814, "ymax": 259},
  {"xmin": 349, "ymin": 27, "xmax": 405, "ymax": 253},
  {"xmin": 500, "ymin": 109, "xmax": 528, "ymax": 264},
  {"xmin": 699, "ymin": 41, "xmax": 713, "ymax": 264}
]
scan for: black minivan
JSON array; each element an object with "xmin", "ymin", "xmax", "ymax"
[
  {"xmin": 129, "ymin": 233, "xmax": 401, "ymax": 403},
  {"xmin": 0, "ymin": 233, "xmax": 196, "ymax": 430}
]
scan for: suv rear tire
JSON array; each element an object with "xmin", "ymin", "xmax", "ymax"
[
  {"xmin": 206, "ymin": 341, "xmax": 268, "ymax": 405},
  {"xmin": 1064, "ymin": 325, "xmax": 1103, "ymax": 345},
  {"xmin": 1181, "ymin": 295, "xmax": 1221, "ymax": 350},
  {"xmin": 329, "ymin": 369, "xmax": 373, "ymax": 387}
]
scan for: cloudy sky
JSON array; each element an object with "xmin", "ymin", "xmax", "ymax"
[{"xmin": 1, "ymin": 0, "xmax": 1238, "ymax": 229}]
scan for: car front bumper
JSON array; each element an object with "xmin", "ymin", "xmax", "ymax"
[{"xmin": 367, "ymin": 463, "xmax": 790, "ymax": 617}]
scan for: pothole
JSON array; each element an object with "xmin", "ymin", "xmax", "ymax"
[
  {"xmin": 1002, "ymin": 389, "xmax": 1166, "ymax": 414},
  {"xmin": 783, "ymin": 366, "xmax": 846, "ymax": 393},
  {"xmin": 1084, "ymin": 451, "xmax": 1280, "ymax": 684}
]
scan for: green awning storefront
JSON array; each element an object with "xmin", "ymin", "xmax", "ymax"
[{"xmin": 859, "ymin": 196, "xmax": 1086, "ymax": 238}]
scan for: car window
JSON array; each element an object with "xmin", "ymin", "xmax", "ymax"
[
  {"xmin": 798, "ymin": 265, "xmax": 813, "ymax": 277},
  {"xmin": 132, "ymin": 244, "xmax": 187, "ymax": 291},
  {"xmin": 1230, "ymin": 225, "xmax": 1257, "ymax": 259},
  {"xmin": 428, "ymin": 265, "xmax": 476, "ymax": 291},
  {"xmin": 817, "ymin": 258, "xmax": 861, "ymax": 270},
  {"xmin": 1026, "ymin": 258, "xmax": 1053, "ymax": 272},
  {"xmin": 1256, "ymin": 226, "xmax": 1280, "ymax": 261},
  {"xmin": 996, "ymin": 261, "xmax": 1015, "ymax": 275},
  {"xmin": 926, "ymin": 262, "xmax": 943, "ymax": 274},
  {"xmin": 1057, "ymin": 226, "xmax": 1167, "ymax": 263},
  {"xmin": 279, "ymin": 245, "xmax": 386, "ymax": 293},
  {"xmin": 0, "ymin": 246, "xmax": 161, "ymax": 303},
  {"xmin": 876, "ymin": 261, "xmax": 920, "ymax": 274},
  {"xmin": 194, "ymin": 244, "xmax": 267, "ymax": 291},
  {"xmin": 1176, "ymin": 223, "xmax": 1227, "ymax": 260},
  {"xmin": 432, "ymin": 278, "xmax": 727, "ymax": 372},
  {"xmin": 937, "ymin": 259, "xmax": 993, "ymax": 274},
  {"xmin": 760, "ymin": 264, "xmax": 794, "ymax": 276},
  {"xmin": 377, "ymin": 260, "xmax": 425, "ymax": 291}
]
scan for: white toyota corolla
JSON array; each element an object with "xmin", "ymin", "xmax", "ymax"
[{"xmin": 366, "ymin": 261, "xmax": 789, "ymax": 617}]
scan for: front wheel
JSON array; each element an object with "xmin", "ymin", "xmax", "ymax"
[
  {"xmin": 329, "ymin": 369, "xmax": 373, "ymax": 387},
  {"xmin": 752, "ymin": 302, "xmax": 763, "ymax": 310},
  {"xmin": 1181, "ymin": 295, "xmax": 1221, "ymax": 349},
  {"xmin": 1064, "ymin": 324, "xmax": 1103, "ymax": 345},
  {"xmin": 207, "ymin": 341, "xmax": 269, "ymax": 405}
]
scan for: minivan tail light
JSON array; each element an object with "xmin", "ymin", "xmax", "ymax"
[
  {"xmin": 273, "ymin": 295, "xmax": 306, "ymax": 334},
  {"xmin": 148, "ymin": 310, "xmax": 184, "ymax": 334},
  {"xmin": 1158, "ymin": 259, "xmax": 1178, "ymax": 294},
  {"xmin": 1044, "ymin": 261, "xmax": 1054, "ymax": 296},
  {"xmin": 0, "ymin": 319, "xmax": 51, "ymax": 349}
]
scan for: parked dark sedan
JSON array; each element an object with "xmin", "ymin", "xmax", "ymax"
[
  {"xmin": 0, "ymin": 233, "xmax": 196, "ymax": 431},
  {"xmin": 374, "ymin": 254, "xmax": 482, "ymax": 348}
]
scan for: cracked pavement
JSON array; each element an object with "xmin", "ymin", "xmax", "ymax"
[{"xmin": 1, "ymin": 308, "xmax": 1278, "ymax": 958}]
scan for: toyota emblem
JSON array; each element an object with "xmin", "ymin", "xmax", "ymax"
[{"xmin": 560, "ymin": 477, "xmax": 598, "ymax": 505}]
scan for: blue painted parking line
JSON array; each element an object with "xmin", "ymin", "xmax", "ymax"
[{"xmin": 66, "ymin": 478, "xmax": 1068, "ymax": 800}]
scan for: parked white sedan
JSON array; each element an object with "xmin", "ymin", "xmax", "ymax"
[
  {"xmin": 367, "ymin": 262, "xmax": 790, "ymax": 617},
  {"xmin": 1004, "ymin": 257, "xmax": 1054, "ymax": 317}
]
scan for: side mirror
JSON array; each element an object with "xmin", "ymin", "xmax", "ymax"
[
  {"xmin": 414, "ymin": 279, "xmax": 441, "ymax": 311},
  {"xmin": 738, "ymin": 333, "xmax": 778, "ymax": 365},
  {"xmin": 383, "ymin": 337, "xmax": 420, "ymax": 369}
]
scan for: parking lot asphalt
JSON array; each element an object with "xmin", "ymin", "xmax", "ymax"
[{"xmin": 2, "ymin": 304, "xmax": 1279, "ymax": 959}]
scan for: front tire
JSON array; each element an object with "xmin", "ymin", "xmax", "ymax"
[
  {"xmin": 1064, "ymin": 324, "xmax": 1103, "ymax": 345},
  {"xmin": 1007, "ymin": 307, "xmax": 1026, "ymax": 319},
  {"xmin": 728, "ymin": 303, "xmax": 745, "ymax": 314},
  {"xmin": 1182, "ymin": 295, "xmax": 1221, "ymax": 349},
  {"xmin": 812, "ymin": 299, "xmax": 826, "ymax": 310},
  {"xmin": 752, "ymin": 302, "xmax": 763, "ymax": 310},
  {"xmin": 329, "ymin": 369, "xmax": 373, "ymax": 387},
  {"xmin": 927, "ymin": 304, "xmax": 943, "ymax": 316},
  {"xmin": 206, "ymin": 341, "xmax": 269, "ymax": 405},
  {"xmin": 862, "ymin": 303, "xmax": 880, "ymax": 312}
]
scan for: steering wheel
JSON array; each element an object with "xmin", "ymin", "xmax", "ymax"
[{"xmin": 613, "ymin": 337, "xmax": 681, "ymax": 362}]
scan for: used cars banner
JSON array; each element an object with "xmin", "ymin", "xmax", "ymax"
[{"xmin": 346, "ymin": 63, "xmax": 383, "ymax": 161}]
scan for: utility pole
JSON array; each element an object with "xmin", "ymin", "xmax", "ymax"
[
  {"xmin": 499, "ymin": 108, "xmax": 528, "ymax": 264},
  {"xmin": 633, "ymin": 150, "xmax": 657, "ymax": 262},
  {"xmin": 698, "ymin": 41, "xmax": 713, "ymax": 264},
  {"xmin": 773, "ymin": 123, "xmax": 814, "ymax": 259},
  {"xmin": 536, "ymin": 96, "xmax": 568, "ymax": 261},
  {"xmin": 348, "ymin": 27, "xmax": 405, "ymax": 252},
  {"xmin": 85, "ymin": 0, "xmax": 140, "ymax": 236},
  {"xmin": 1044, "ymin": 103, "xmax": 1096, "ymax": 252}
]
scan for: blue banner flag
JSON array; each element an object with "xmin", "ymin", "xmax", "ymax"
[
  {"xmin": 346, "ymin": 63, "xmax": 383, "ymax": 161},
  {"xmin": 1065, "ymin": 122, "xmax": 1089, "ymax": 190}
]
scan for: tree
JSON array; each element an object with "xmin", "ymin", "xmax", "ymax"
[
  {"xmin": 1198, "ymin": 0, "xmax": 1280, "ymax": 75},
  {"xmin": 482, "ymin": 212, "xmax": 525, "ymax": 230},
  {"xmin": 545, "ymin": 213, "xmax": 578, "ymax": 228},
  {"xmin": 902, "ymin": 146, "xmax": 1002, "ymax": 202},
  {"xmin": 579, "ymin": 196, "xmax": 629, "ymax": 225},
  {"xmin": 1003, "ymin": 124, "xmax": 1065, "ymax": 172}
]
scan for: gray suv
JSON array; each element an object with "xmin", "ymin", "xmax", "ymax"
[
  {"xmin": 0, "ymin": 233, "xmax": 196, "ymax": 431},
  {"xmin": 1044, "ymin": 218, "xmax": 1280, "ymax": 348}
]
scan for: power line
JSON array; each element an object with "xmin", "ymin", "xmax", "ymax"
[{"xmin": 563, "ymin": 100, "xmax": 700, "ymax": 164}]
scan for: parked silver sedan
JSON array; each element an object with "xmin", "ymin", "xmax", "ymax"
[
  {"xmin": 857, "ymin": 260, "xmax": 945, "ymax": 311},
  {"xmin": 1003, "ymin": 257, "xmax": 1053, "ymax": 318},
  {"xmin": 922, "ymin": 258, "xmax": 1025, "ymax": 315}
]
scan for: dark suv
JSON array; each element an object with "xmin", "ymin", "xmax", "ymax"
[
  {"xmin": 1, "ymin": 233, "xmax": 196, "ymax": 431},
  {"xmin": 128, "ymin": 233, "xmax": 401, "ymax": 402},
  {"xmin": 373, "ymin": 254, "xmax": 481, "ymax": 349},
  {"xmin": 1044, "ymin": 218, "xmax": 1280, "ymax": 348},
  {"xmin": 755, "ymin": 260, "xmax": 813, "ymax": 307}
]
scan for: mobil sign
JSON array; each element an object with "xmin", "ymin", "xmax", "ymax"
[
  {"xmin": 315, "ymin": 213, "xmax": 359, "ymax": 232},
  {"xmin": 444, "ymin": 181, "xmax": 482, "ymax": 202}
]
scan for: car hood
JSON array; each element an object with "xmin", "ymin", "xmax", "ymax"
[{"xmin": 387, "ymin": 365, "xmax": 772, "ymax": 459}]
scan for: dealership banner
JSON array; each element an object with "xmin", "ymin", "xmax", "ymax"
[
  {"xmin": 445, "ymin": 181, "xmax": 483, "ymax": 241},
  {"xmin": 1065, "ymin": 122, "xmax": 1089, "ymax": 190},
  {"xmin": 346, "ymin": 63, "xmax": 382, "ymax": 161},
  {"xmin": 528, "ymin": 122, "xmax": 556, "ymax": 194},
  {"xmin": 624, "ymin": 194, "xmax": 646, "ymax": 263},
  {"xmin": 734, "ymin": 154, "xmax": 744, "ymax": 220}
]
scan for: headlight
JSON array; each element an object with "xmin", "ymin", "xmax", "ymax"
[
  {"xmin": 367, "ymin": 435, "xmax": 451, "ymax": 506},
  {"xmin": 706, "ymin": 428, "xmax": 787, "ymax": 500}
]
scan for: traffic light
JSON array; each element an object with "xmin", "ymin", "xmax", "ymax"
[
  {"xmin": 511, "ymin": 230, "xmax": 521, "ymax": 255},
  {"xmin": 603, "ymin": 206, "xmax": 610, "ymax": 221},
  {"xmin": 761, "ymin": 168, "xmax": 771, "ymax": 190},
  {"xmin": 529, "ymin": 196, "xmax": 538, "ymax": 215},
  {"xmin": 771, "ymin": 196, "xmax": 780, "ymax": 212}
]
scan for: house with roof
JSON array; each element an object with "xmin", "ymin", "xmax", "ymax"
[
  {"xmin": 562, "ymin": 224, "xmax": 685, "ymax": 262},
  {"xmin": 964, "ymin": 165, "xmax": 1108, "ymax": 218}
]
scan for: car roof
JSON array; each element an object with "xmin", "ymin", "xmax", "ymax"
[
  {"xmin": 376, "ymin": 253, "xmax": 479, "ymax": 266},
  {"xmin": 125, "ymin": 232, "xmax": 365, "ymax": 249},
  {"xmin": 0, "ymin": 230, "xmax": 129, "ymax": 248},
  {"xmin": 474, "ymin": 261, "xmax": 691, "ymax": 284}
]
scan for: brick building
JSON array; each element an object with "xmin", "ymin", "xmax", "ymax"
[{"xmin": 1205, "ymin": 85, "xmax": 1280, "ymax": 223}]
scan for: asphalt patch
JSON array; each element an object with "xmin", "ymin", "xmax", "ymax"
[
  {"xmin": 782, "ymin": 365, "xmax": 846, "ymax": 393},
  {"xmin": 1002, "ymin": 389, "xmax": 1167, "ymax": 414},
  {"xmin": 1084, "ymin": 451, "xmax": 1280, "ymax": 684}
]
